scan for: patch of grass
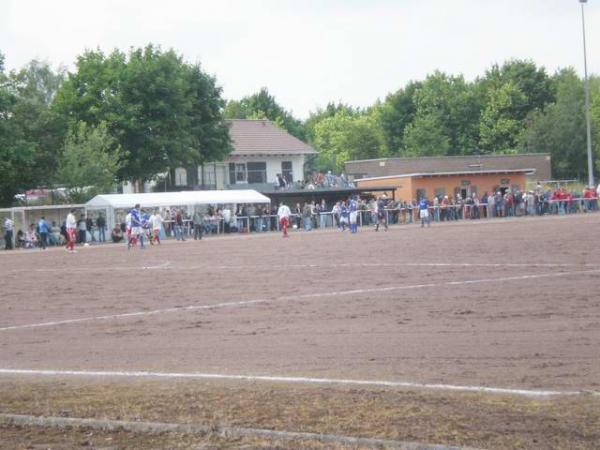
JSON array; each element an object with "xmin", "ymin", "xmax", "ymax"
[{"xmin": 1, "ymin": 377, "xmax": 599, "ymax": 449}]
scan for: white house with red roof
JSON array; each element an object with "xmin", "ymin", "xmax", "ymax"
[{"xmin": 124, "ymin": 119, "xmax": 317, "ymax": 193}]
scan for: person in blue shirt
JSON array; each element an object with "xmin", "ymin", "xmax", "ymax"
[
  {"xmin": 419, "ymin": 197, "xmax": 431, "ymax": 228},
  {"xmin": 37, "ymin": 216, "xmax": 50, "ymax": 250},
  {"xmin": 340, "ymin": 201, "xmax": 350, "ymax": 231},
  {"xmin": 128, "ymin": 204, "xmax": 142, "ymax": 249}
]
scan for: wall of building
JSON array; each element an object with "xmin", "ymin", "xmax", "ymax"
[
  {"xmin": 410, "ymin": 173, "xmax": 527, "ymax": 200},
  {"xmin": 357, "ymin": 172, "xmax": 528, "ymax": 201},
  {"xmin": 226, "ymin": 155, "xmax": 305, "ymax": 185},
  {"xmin": 355, "ymin": 177, "xmax": 412, "ymax": 201}
]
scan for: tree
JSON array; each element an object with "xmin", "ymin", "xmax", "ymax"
[
  {"xmin": 403, "ymin": 114, "xmax": 451, "ymax": 156},
  {"xmin": 377, "ymin": 81, "xmax": 421, "ymax": 155},
  {"xmin": 0, "ymin": 55, "xmax": 65, "ymax": 206},
  {"xmin": 53, "ymin": 45, "xmax": 231, "ymax": 189},
  {"xmin": 480, "ymin": 59, "xmax": 555, "ymax": 121},
  {"xmin": 520, "ymin": 69, "xmax": 587, "ymax": 179},
  {"xmin": 479, "ymin": 81, "xmax": 526, "ymax": 153},
  {"xmin": 55, "ymin": 122, "xmax": 121, "ymax": 203},
  {"xmin": 224, "ymin": 87, "xmax": 306, "ymax": 141},
  {"xmin": 313, "ymin": 111, "xmax": 385, "ymax": 172}
]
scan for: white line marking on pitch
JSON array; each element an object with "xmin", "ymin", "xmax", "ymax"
[
  {"xmin": 2, "ymin": 268, "xmax": 599, "ymax": 333},
  {"xmin": 0, "ymin": 368, "xmax": 589, "ymax": 398},
  {"xmin": 25, "ymin": 261, "xmax": 596, "ymax": 274}
]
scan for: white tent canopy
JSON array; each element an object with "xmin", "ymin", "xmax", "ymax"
[{"xmin": 86, "ymin": 190, "xmax": 270, "ymax": 209}]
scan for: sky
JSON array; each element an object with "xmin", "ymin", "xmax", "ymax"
[{"xmin": 2, "ymin": 0, "xmax": 599, "ymax": 119}]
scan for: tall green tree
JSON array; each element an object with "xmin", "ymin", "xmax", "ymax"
[
  {"xmin": 403, "ymin": 114, "xmax": 451, "ymax": 156},
  {"xmin": 479, "ymin": 59, "xmax": 555, "ymax": 121},
  {"xmin": 55, "ymin": 122, "xmax": 122, "ymax": 202},
  {"xmin": 377, "ymin": 81, "xmax": 421, "ymax": 155},
  {"xmin": 53, "ymin": 45, "xmax": 231, "ymax": 190},
  {"xmin": 224, "ymin": 87, "xmax": 306, "ymax": 141},
  {"xmin": 313, "ymin": 111, "xmax": 385, "ymax": 172},
  {"xmin": 520, "ymin": 69, "xmax": 587, "ymax": 179},
  {"xmin": 0, "ymin": 55, "xmax": 65, "ymax": 205},
  {"xmin": 479, "ymin": 81, "xmax": 526, "ymax": 153}
]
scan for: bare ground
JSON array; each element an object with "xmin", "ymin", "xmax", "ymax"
[{"xmin": 1, "ymin": 214, "xmax": 600, "ymax": 448}]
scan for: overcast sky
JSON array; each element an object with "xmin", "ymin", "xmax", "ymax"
[{"xmin": 2, "ymin": 0, "xmax": 599, "ymax": 118}]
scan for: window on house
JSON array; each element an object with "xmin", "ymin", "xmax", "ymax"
[
  {"xmin": 416, "ymin": 189, "xmax": 427, "ymax": 200},
  {"xmin": 228, "ymin": 163, "xmax": 236, "ymax": 185},
  {"xmin": 235, "ymin": 164, "xmax": 247, "ymax": 183},
  {"xmin": 175, "ymin": 168, "xmax": 187, "ymax": 186},
  {"xmin": 434, "ymin": 188, "xmax": 446, "ymax": 199},
  {"xmin": 282, "ymin": 161, "xmax": 293, "ymax": 183},
  {"xmin": 200, "ymin": 165, "xmax": 216, "ymax": 187},
  {"xmin": 247, "ymin": 162, "xmax": 267, "ymax": 183}
]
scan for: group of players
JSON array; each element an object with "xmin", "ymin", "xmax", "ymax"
[
  {"xmin": 123, "ymin": 204, "xmax": 164, "ymax": 249},
  {"xmin": 276, "ymin": 195, "xmax": 432, "ymax": 238},
  {"xmin": 63, "ymin": 196, "xmax": 431, "ymax": 250}
]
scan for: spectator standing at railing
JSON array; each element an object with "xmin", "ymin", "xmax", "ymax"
[
  {"xmin": 294, "ymin": 203, "xmax": 302, "ymax": 229},
  {"xmin": 37, "ymin": 216, "xmax": 49, "ymax": 250},
  {"xmin": 494, "ymin": 192, "xmax": 503, "ymax": 217},
  {"xmin": 432, "ymin": 196, "xmax": 440, "ymax": 222},
  {"xmin": 319, "ymin": 199, "xmax": 328, "ymax": 229},
  {"xmin": 4, "ymin": 216, "xmax": 14, "ymax": 250},
  {"xmin": 480, "ymin": 193, "xmax": 488, "ymax": 218},
  {"xmin": 332, "ymin": 202, "xmax": 341, "ymax": 228},
  {"xmin": 174, "ymin": 209, "xmax": 186, "ymax": 241},
  {"xmin": 96, "ymin": 213, "xmax": 106, "ymax": 243},
  {"xmin": 440, "ymin": 196, "xmax": 449, "ymax": 221},
  {"xmin": 192, "ymin": 209, "xmax": 203, "ymax": 240},
  {"xmin": 302, "ymin": 202, "xmax": 312, "ymax": 231}
]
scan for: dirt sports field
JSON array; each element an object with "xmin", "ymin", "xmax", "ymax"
[{"xmin": 1, "ymin": 214, "xmax": 599, "ymax": 449}]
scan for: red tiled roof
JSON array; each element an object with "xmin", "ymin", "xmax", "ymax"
[{"xmin": 227, "ymin": 119, "xmax": 316, "ymax": 156}]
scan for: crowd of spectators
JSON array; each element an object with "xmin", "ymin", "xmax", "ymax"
[
  {"xmin": 274, "ymin": 171, "xmax": 354, "ymax": 191},
  {"xmin": 3, "ymin": 184, "xmax": 600, "ymax": 249}
]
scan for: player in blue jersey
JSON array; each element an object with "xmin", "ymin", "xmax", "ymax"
[
  {"xmin": 139, "ymin": 209, "xmax": 151, "ymax": 248},
  {"xmin": 349, "ymin": 196, "xmax": 359, "ymax": 233},
  {"xmin": 339, "ymin": 201, "xmax": 350, "ymax": 231},
  {"xmin": 128, "ymin": 204, "xmax": 142, "ymax": 249},
  {"xmin": 418, "ymin": 197, "xmax": 431, "ymax": 228}
]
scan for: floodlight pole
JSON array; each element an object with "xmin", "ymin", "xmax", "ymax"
[{"xmin": 580, "ymin": 0, "xmax": 595, "ymax": 187}]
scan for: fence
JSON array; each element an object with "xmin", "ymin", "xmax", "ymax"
[
  {"xmin": 3, "ymin": 197, "xmax": 598, "ymax": 247},
  {"xmin": 159, "ymin": 197, "xmax": 599, "ymax": 238}
]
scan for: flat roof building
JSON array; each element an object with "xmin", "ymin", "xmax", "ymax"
[
  {"xmin": 345, "ymin": 153, "xmax": 551, "ymax": 183},
  {"xmin": 355, "ymin": 169, "xmax": 533, "ymax": 202}
]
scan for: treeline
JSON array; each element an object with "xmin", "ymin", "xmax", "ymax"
[
  {"xmin": 229, "ymin": 62, "xmax": 600, "ymax": 182},
  {"xmin": 0, "ymin": 45, "xmax": 231, "ymax": 206},
  {"xmin": 1, "ymin": 45, "xmax": 599, "ymax": 207}
]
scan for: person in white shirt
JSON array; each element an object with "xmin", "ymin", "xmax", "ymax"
[
  {"xmin": 65, "ymin": 209, "xmax": 77, "ymax": 252},
  {"xmin": 149, "ymin": 211, "xmax": 163, "ymax": 244},
  {"xmin": 277, "ymin": 202, "xmax": 292, "ymax": 238},
  {"xmin": 4, "ymin": 217, "xmax": 14, "ymax": 250}
]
